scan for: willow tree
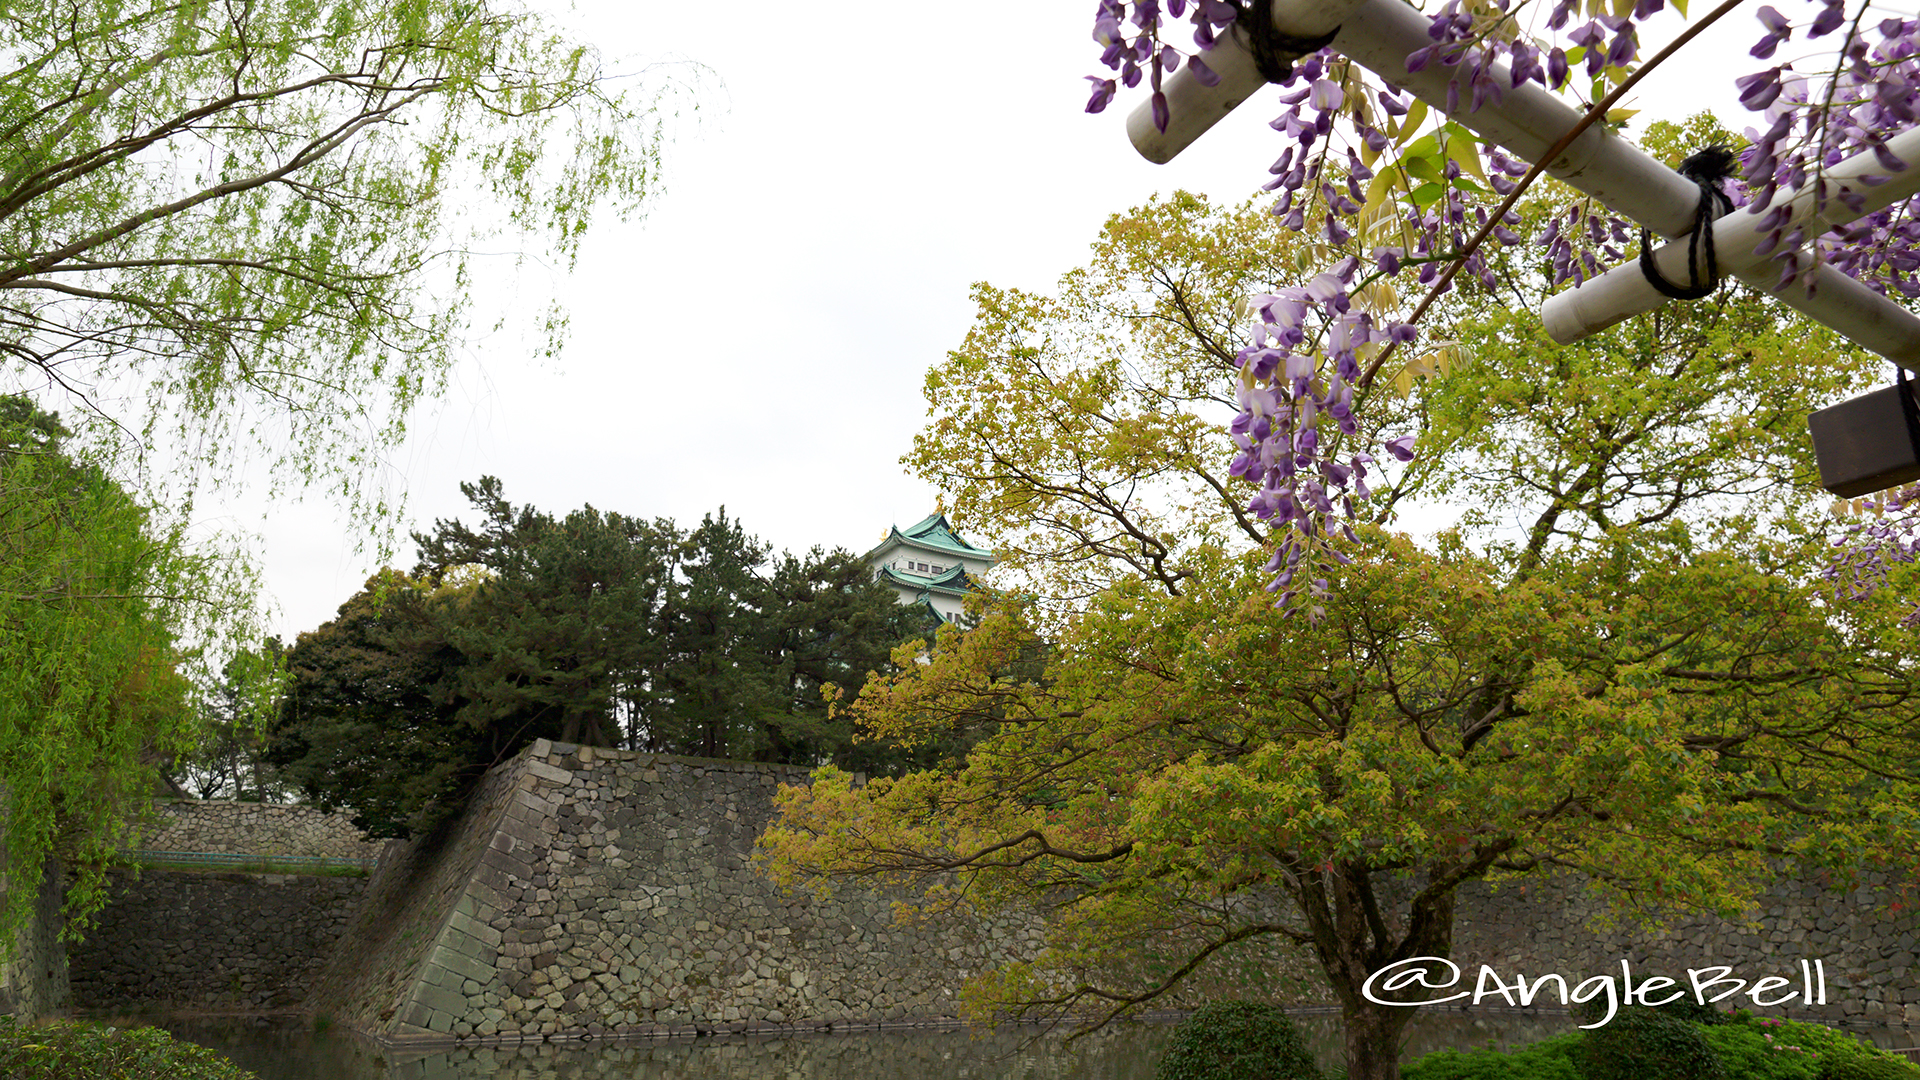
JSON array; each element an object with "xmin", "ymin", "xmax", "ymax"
[
  {"xmin": 0, "ymin": 398, "xmax": 260, "ymax": 947},
  {"xmin": 759, "ymin": 187, "xmax": 1920, "ymax": 1080},
  {"xmin": 0, "ymin": 0, "xmax": 681, "ymax": 510}
]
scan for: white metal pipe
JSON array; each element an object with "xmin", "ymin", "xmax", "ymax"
[
  {"xmin": 1541, "ymin": 124, "xmax": 1920, "ymax": 369},
  {"xmin": 1128, "ymin": 0, "xmax": 1366, "ymax": 165},
  {"xmin": 1129, "ymin": 0, "xmax": 1702, "ymax": 233},
  {"xmin": 1126, "ymin": 0, "xmax": 1920, "ymax": 369}
]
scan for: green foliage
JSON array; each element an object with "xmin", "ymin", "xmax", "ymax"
[
  {"xmin": 270, "ymin": 478, "xmax": 931, "ymax": 836},
  {"xmin": 166, "ymin": 644, "xmax": 291, "ymax": 801},
  {"xmin": 1401, "ymin": 1033, "xmax": 1586, "ymax": 1080},
  {"xmin": 414, "ymin": 476, "xmax": 677, "ymax": 752},
  {"xmin": 0, "ymin": 1017, "xmax": 255, "ymax": 1080},
  {"xmin": 758, "ymin": 182, "xmax": 1920, "ymax": 1080},
  {"xmin": 1648, "ymin": 998, "xmax": 1734, "ymax": 1027},
  {"xmin": 648, "ymin": 509, "xmax": 782, "ymax": 759},
  {"xmin": 0, "ymin": 396, "xmax": 263, "ymax": 945},
  {"xmin": 1699, "ymin": 1021, "xmax": 1827, "ymax": 1080},
  {"xmin": 0, "ymin": 0, "xmax": 680, "ymax": 520},
  {"xmin": 1702, "ymin": 1014, "xmax": 1920, "ymax": 1080},
  {"xmin": 1154, "ymin": 1002, "xmax": 1325, "ymax": 1080},
  {"xmin": 1401, "ymin": 1019, "xmax": 1913, "ymax": 1080},
  {"xmin": 1823, "ymin": 1057, "xmax": 1920, "ymax": 1080},
  {"xmin": 264, "ymin": 568, "xmax": 477, "ymax": 838},
  {"xmin": 916, "ymin": 191, "xmax": 1309, "ymax": 604},
  {"xmin": 1584, "ymin": 1008, "xmax": 1723, "ymax": 1080}
]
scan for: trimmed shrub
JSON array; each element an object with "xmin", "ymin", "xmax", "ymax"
[
  {"xmin": 1402, "ymin": 1032, "xmax": 1586, "ymax": 1080},
  {"xmin": 1584, "ymin": 1006, "xmax": 1723, "ymax": 1080},
  {"xmin": 1155, "ymin": 1001, "xmax": 1326, "ymax": 1080},
  {"xmin": 1699, "ymin": 1022, "xmax": 1825, "ymax": 1080},
  {"xmin": 0, "ymin": 1017, "xmax": 255, "ymax": 1080},
  {"xmin": 1704, "ymin": 1013, "xmax": 1920, "ymax": 1080},
  {"xmin": 1822, "ymin": 1058, "xmax": 1920, "ymax": 1080}
]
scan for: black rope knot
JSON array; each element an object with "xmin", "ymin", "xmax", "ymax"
[
  {"xmin": 1638, "ymin": 144, "xmax": 1738, "ymax": 301},
  {"xmin": 1230, "ymin": 0, "xmax": 1341, "ymax": 84}
]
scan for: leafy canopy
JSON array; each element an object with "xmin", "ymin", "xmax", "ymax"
[
  {"xmin": 758, "ymin": 185, "xmax": 1918, "ymax": 1080},
  {"xmin": 0, "ymin": 0, "xmax": 681, "ymax": 517},
  {"xmin": 0, "ymin": 396, "xmax": 262, "ymax": 945},
  {"xmin": 270, "ymin": 478, "xmax": 933, "ymax": 837}
]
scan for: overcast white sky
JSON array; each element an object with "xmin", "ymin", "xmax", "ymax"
[{"xmin": 198, "ymin": 2, "xmax": 1766, "ymax": 641}]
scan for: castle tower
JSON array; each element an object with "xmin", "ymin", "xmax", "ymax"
[{"xmin": 861, "ymin": 513, "xmax": 996, "ymax": 622}]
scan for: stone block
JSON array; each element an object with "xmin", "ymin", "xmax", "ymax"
[
  {"xmin": 430, "ymin": 945, "xmax": 495, "ymax": 985},
  {"xmin": 399, "ymin": 1000, "xmax": 437, "ymax": 1032},
  {"xmin": 450, "ymin": 910, "xmax": 504, "ymax": 951},
  {"xmin": 412, "ymin": 981, "xmax": 469, "ymax": 1016},
  {"xmin": 465, "ymin": 874, "xmax": 510, "ymax": 914},
  {"xmin": 500, "ymin": 815, "xmax": 551, "ymax": 849},
  {"xmin": 421, "ymin": 963, "xmax": 462, "ymax": 989}
]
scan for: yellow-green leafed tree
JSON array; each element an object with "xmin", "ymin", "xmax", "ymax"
[{"xmin": 759, "ymin": 182, "xmax": 1918, "ymax": 1080}]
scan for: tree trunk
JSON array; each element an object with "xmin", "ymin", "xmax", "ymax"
[
  {"xmin": 1297, "ymin": 859, "xmax": 1465, "ymax": 1080},
  {"xmin": 1341, "ymin": 997, "xmax": 1417, "ymax": 1080}
]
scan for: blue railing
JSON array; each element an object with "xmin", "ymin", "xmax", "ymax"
[{"xmin": 124, "ymin": 850, "xmax": 378, "ymax": 873}]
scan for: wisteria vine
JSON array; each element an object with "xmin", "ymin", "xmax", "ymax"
[
  {"xmin": 1087, "ymin": 0, "xmax": 1920, "ymax": 621},
  {"xmin": 1830, "ymin": 484, "xmax": 1920, "ymax": 627}
]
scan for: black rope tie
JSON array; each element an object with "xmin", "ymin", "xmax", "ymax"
[
  {"xmin": 1639, "ymin": 145, "xmax": 1738, "ymax": 301},
  {"xmin": 1899, "ymin": 364, "xmax": 1920, "ymax": 464},
  {"xmin": 1231, "ymin": 0, "xmax": 1341, "ymax": 84}
]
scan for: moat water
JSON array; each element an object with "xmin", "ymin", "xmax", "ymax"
[{"xmin": 157, "ymin": 1010, "xmax": 1913, "ymax": 1080}]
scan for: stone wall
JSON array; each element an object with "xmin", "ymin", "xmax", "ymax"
[
  {"xmin": 140, "ymin": 800, "xmax": 387, "ymax": 860},
  {"xmin": 318, "ymin": 740, "xmax": 1919, "ymax": 1045},
  {"xmin": 1449, "ymin": 869, "xmax": 1919, "ymax": 1028},
  {"xmin": 0, "ymin": 859, "xmax": 69, "ymax": 1020},
  {"xmin": 67, "ymin": 869, "xmax": 366, "ymax": 1011},
  {"xmin": 1142, "ymin": 870, "xmax": 1920, "ymax": 1030},
  {"xmin": 307, "ymin": 750, "xmax": 546, "ymax": 1034},
  {"xmin": 328, "ymin": 741, "xmax": 1048, "ymax": 1042}
]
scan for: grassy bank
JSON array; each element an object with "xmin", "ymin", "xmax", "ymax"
[{"xmin": 0, "ymin": 1016, "xmax": 258, "ymax": 1079}]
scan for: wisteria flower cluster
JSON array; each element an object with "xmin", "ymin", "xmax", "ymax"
[
  {"xmin": 1227, "ymin": 257, "xmax": 1419, "ymax": 617},
  {"xmin": 1087, "ymin": 0, "xmax": 1920, "ymax": 614},
  {"xmin": 1735, "ymin": 14, "xmax": 1920, "ymax": 296},
  {"xmin": 1828, "ymin": 485, "xmax": 1920, "ymax": 626}
]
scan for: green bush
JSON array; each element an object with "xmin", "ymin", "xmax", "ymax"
[
  {"xmin": 1584, "ymin": 1006, "xmax": 1723, "ymax": 1080},
  {"xmin": 1402, "ymin": 1032, "xmax": 1587, "ymax": 1080},
  {"xmin": 1805, "ymin": 1024, "xmax": 1920, "ymax": 1080},
  {"xmin": 1155, "ymin": 1001, "xmax": 1326, "ymax": 1080},
  {"xmin": 1821, "ymin": 1057, "xmax": 1920, "ymax": 1080},
  {"xmin": 1700, "ymin": 1022, "xmax": 1825, "ymax": 1080},
  {"xmin": 1401, "ymin": 1008, "xmax": 1919, "ymax": 1080},
  {"xmin": 0, "ymin": 1017, "xmax": 256, "ymax": 1080},
  {"xmin": 1700, "ymin": 1013, "xmax": 1920, "ymax": 1080}
]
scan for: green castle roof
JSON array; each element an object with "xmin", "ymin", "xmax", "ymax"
[
  {"xmin": 877, "ymin": 513, "xmax": 995, "ymax": 562},
  {"xmin": 876, "ymin": 564, "xmax": 975, "ymax": 596}
]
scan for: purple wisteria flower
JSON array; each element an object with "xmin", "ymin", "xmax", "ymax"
[{"xmin": 1084, "ymin": 0, "xmax": 1920, "ymax": 612}]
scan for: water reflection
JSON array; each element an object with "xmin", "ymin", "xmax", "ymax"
[{"xmin": 162, "ymin": 1010, "xmax": 1912, "ymax": 1080}]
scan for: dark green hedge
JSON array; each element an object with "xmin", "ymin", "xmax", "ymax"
[
  {"xmin": 1394, "ymin": 1011, "xmax": 1920, "ymax": 1080},
  {"xmin": 0, "ymin": 1017, "xmax": 256, "ymax": 1080},
  {"xmin": 1155, "ymin": 1001, "xmax": 1329, "ymax": 1080}
]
